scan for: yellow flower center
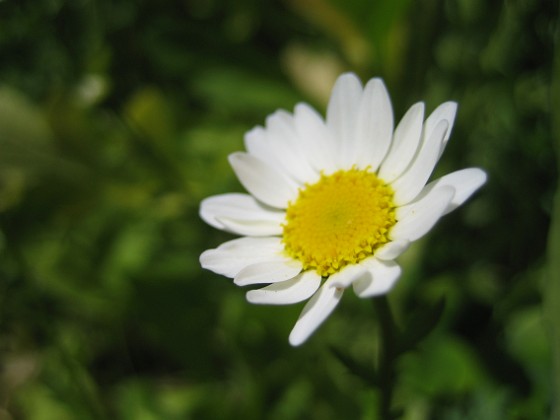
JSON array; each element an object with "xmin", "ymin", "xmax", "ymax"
[{"xmin": 282, "ymin": 168, "xmax": 397, "ymax": 277}]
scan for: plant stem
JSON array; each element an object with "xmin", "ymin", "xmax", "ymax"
[{"xmin": 374, "ymin": 296, "xmax": 398, "ymax": 419}]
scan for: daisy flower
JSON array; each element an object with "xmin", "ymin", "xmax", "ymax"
[{"xmin": 199, "ymin": 73, "xmax": 486, "ymax": 346}]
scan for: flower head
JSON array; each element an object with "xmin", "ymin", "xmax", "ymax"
[{"xmin": 200, "ymin": 73, "xmax": 486, "ymax": 346}]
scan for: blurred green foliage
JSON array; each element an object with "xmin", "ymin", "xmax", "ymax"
[{"xmin": 0, "ymin": 0, "xmax": 557, "ymax": 419}]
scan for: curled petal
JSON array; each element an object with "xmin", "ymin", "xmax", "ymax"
[
  {"xmin": 378, "ymin": 102, "xmax": 425, "ymax": 183},
  {"xmin": 352, "ymin": 259, "xmax": 402, "ymax": 298},
  {"xmin": 392, "ymin": 185, "xmax": 455, "ymax": 242},
  {"xmin": 420, "ymin": 168, "xmax": 487, "ymax": 215},
  {"xmin": 246, "ymin": 270, "xmax": 322, "ymax": 305},
  {"xmin": 200, "ymin": 193, "xmax": 284, "ymax": 236},
  {"xmin": 217, "ymin": 217, "xmax": 282, "ymax": 237},
  {"xmin": 391, "ymin": 119, "xmax": 449, "ymax": 205},
  {"xmin": 329, "ymin": 263, "xmax": 369, "ymax": 289},
  {"xmin": 200, "ymin": 237, "xmax": 284, "ymax": 278},
  {"xmin": 424, "ymin": 101, "xmax": 457, "ymax": 157},
  {"xmin": 374, "ymin": 239, "xmax": 411, "ymax": 261},
  {"xmin": 234, "ymin": 259, "xmax": 303, "ymax": 286}
]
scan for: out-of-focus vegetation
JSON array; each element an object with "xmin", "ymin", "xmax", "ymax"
[{"xmin": 0, "ymin": 0, "xmax": 557, "ymax": 418}]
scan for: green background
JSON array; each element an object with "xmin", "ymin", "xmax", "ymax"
[{"xmin": 0, "ymin": 0, "xmax": 557, "ymax": 418}]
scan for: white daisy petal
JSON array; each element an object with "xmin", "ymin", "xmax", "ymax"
[
  {"xmin": 228, "ymin": 152, "xmax": 298, "ymax": 208},
  {"xmin": 424, "ymin": 101, "xmax": 457, "ymax": 156},
  {"xmin": 391, "ymin": 119, "xmax": 449, "ymax": 205},
  {"xmin": 246, "ymin": 270, "xmax": 322, "ymax": 305},
  {"xmin": 378, "ymin": 102, "xmax": 425, "ymax": 182},
  {"xmin": 244, "ymin": 127, "xmax": 277, "ymax": 168},
  {"xmin": 265, "ymin": 111, "xmax": 319, "ymax": 184},
  {"xmin": 421, "ymin": 167, "xmax": 487, "ymax": 215},
  {"xmin": 326, "ymin": 73, "xmax": 363, "ymax": 168},
  {"xmin": 245, "ymin": 123, "xmax": 288, "ymax": 180},
  {"xmin": 200, "ymin": 237, "xmax": 285, "ymax": 278},
  {"xmin": 217, "ymin": 217, "xmax": 281, "ymax": 236},
  {"xmin": 391, "ymin": 185, "xmax": 455, "ymax": 242},
  {"xmin": 374, "ymin": 239, "xmax": 411, "ymax": 261},
  {"xmin": 200, "ymin": 193, "xmax": 284, "ymax": 236},
  {"xmin": 234, "ymin": 259, "xmax": 303, "ymax": 286},
  {"xmin": 353, "ymin": 78, "xmax": 394, "ymax": 170},
  {"xmin": 294, "ymin": 103, "xmax": 336, "ymax": 173},
  {"xmin": 329, "ymin": 263, "xmax": 369, "ymax": 289},
  {"xmin": 289, "ymin": 277, "xmax": 344, "ymax": 346},
  {"xmin": 352, "ymin": 259, "xmax": 402, "ymax": 298}
]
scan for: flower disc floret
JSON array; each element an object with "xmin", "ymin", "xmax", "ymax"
[{"xmin": 282, "ymin": 168, "xmax": 397, "ymax": 277}]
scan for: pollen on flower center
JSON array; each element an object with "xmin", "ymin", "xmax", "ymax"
[{"xmin": 282, "ymin": 168, "xmax": 397, "ymax": 277}]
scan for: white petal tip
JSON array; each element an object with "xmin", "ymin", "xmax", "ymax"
[
  {"xmin": 199, "ymin": 251, "xmax": 210, "ymax": 267},
  {"xmin": 227, "ymin": 151, "xmax": 242, "ymax": 165},
  {"xmin": 465, "ymin": 168, "xmax": 488, "ymax": 194},
  {"xmin": 472, "ymin": 168, "xmax": 488, "ymax": 185},
  {"xmin": 199, "ymin": 250, "xmax": 221, "ymax": 273},
  {"xmin": 338, "ymin": 72, "xmax": 362, "ymax": 84},
  {"xmin": 288, "ymin": 334, "xmax": 305, "ymax": 347},
  {"xmin": 245, "ymin": 290, "xmax": 263, "ymax": 304},
  {"xmin": 439, "ymin": 167, "xmax": 488, "ymax": 215}
]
